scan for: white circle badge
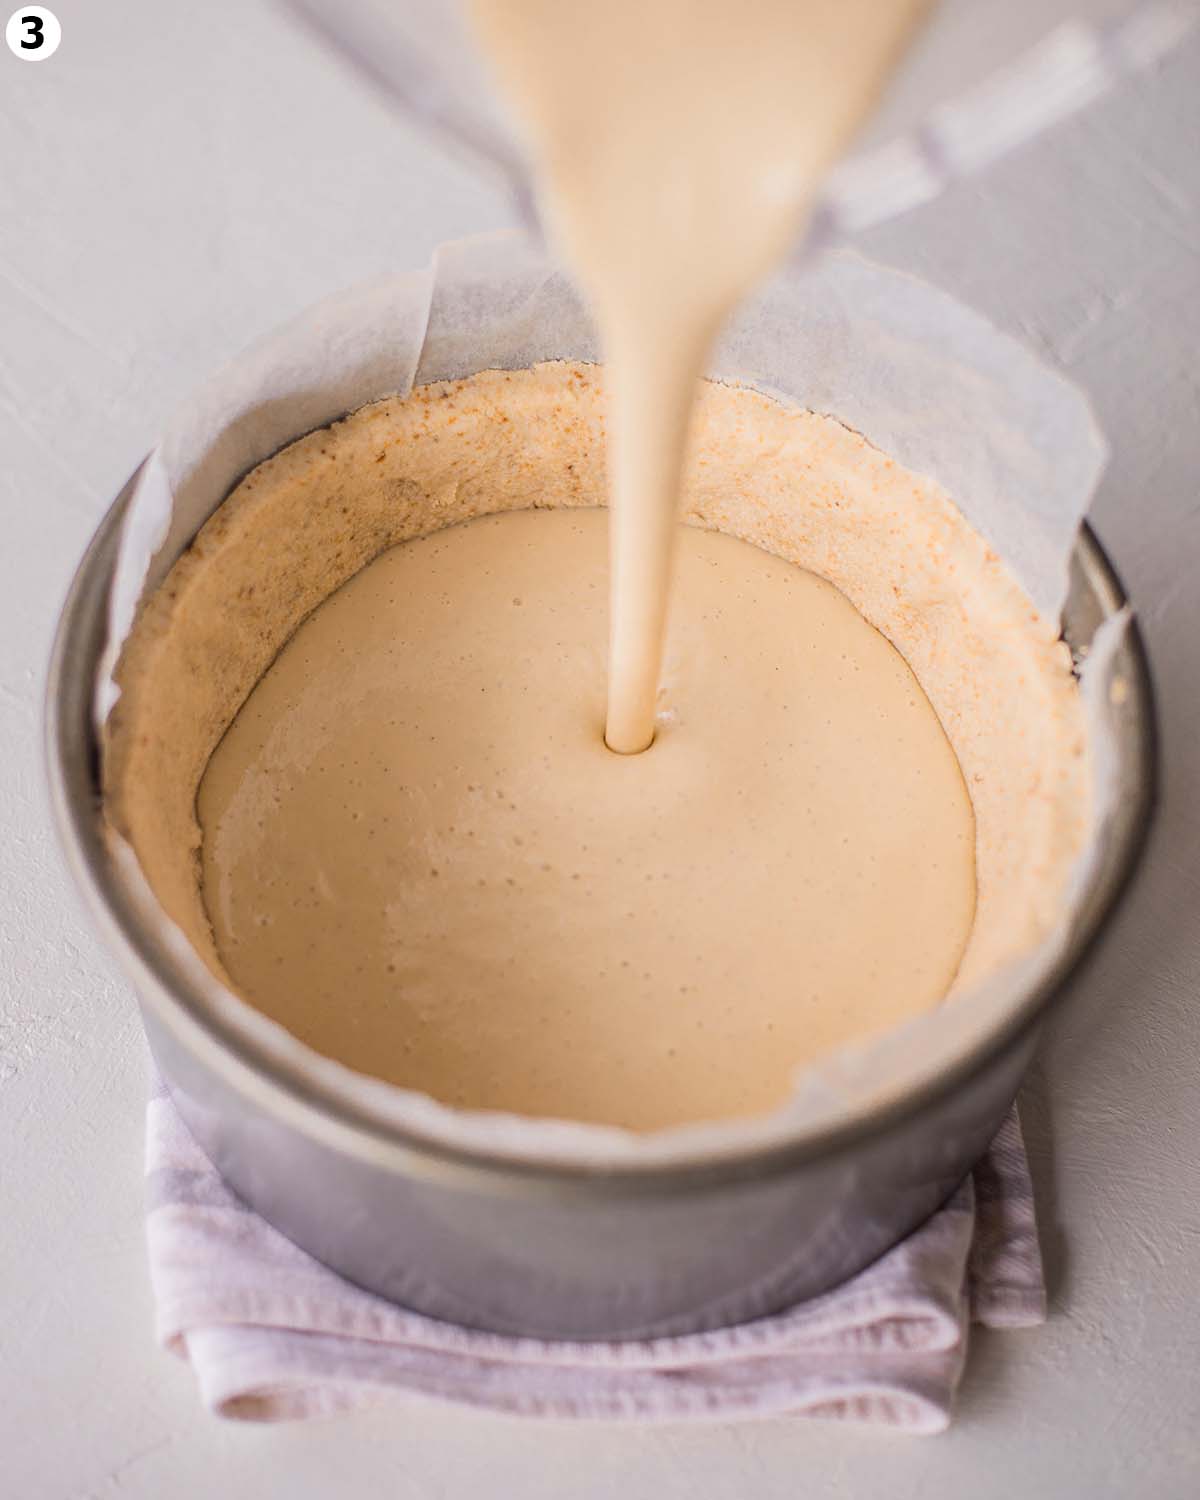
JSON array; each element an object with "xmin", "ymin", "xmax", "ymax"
[{"xmin": 6, "ymin": 7, "xmax": 61, "ymax": 61}]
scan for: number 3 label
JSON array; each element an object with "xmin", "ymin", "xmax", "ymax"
[{"xmin": 6, "ymin": 6, "xmax": 61, "ymax": 60}]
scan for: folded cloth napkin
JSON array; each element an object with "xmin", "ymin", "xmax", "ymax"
[{"xmin": 145, "ymin": 1078, "xmax": 1045, "ymax": 1431}]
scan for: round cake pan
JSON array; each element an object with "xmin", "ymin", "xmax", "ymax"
[{"xmin": 45, "ymin": 462, "xmax": 1156, "ymax": 1339}]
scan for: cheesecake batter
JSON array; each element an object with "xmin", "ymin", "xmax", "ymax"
[
  {"xmin": 198, "ymin": 507, "xmax": 974, "ymax": 1130},
  {"xmin": 470, "ymin": 0, "xmax": 929, "ymax": 752},
  {"xmin": 107, "ymin": 368, "xmax": 1087, "ymax": 1133}
]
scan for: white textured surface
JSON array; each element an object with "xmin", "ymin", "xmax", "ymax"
[{"xmin": 1, "ymin": 2, "xmax": 1198, "ymax": 1495}]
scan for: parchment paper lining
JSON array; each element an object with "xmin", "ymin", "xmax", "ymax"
[{"xmin": 97, "ymin": 233, "xmax": 1122, "ymax": 1168}]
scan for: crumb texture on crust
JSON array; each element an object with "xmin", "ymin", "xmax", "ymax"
[{"xmin": 104, "ymin": 361, "xmax": 1087, "ymax": 997}]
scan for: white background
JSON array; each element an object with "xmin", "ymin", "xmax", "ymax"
[{"xmin": 2, "ymin": 2, "xmax": 1198, "ymax": 1495}]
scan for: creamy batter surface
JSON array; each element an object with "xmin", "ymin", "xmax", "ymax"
[
  {"xmin": 108, "ymin": 366, "xmax": 1088, "ymax": 1134},
  {"xmin": 199, "ymin": 507, "xmax": 975, "ymax": 1130}
]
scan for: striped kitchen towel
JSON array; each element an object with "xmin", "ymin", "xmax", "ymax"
[{"xmin": 145, "ymin": 1082, "xmax": 1044, "ymax": 1431}]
